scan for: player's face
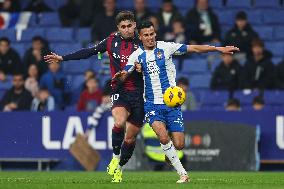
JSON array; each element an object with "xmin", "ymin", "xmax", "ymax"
[
  {"xmin": 139, "ymin": 26, "xmax": 156, "ymax": 50},
  {"xmin": 117, "ymin": 20, "xmax": 136, "ymax": 39}
]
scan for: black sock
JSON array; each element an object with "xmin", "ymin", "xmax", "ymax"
[
  {"xmin": 119, "ymin": 141, "xmax": 136, "ymax": 167},
  {"xmin": 112, "ymin": 125, "xmax": 124, "ymax": 156}
]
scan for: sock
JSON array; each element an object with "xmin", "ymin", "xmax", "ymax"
[
  {"xmin": 118, "ymin": 141, "xmax": 136, "ymax": 169},
  {"xmin": 112, "ymin": 125, "xmax": 124, "ymax": 156},
  {"xmin": 161, "ymin": 141, "xmax": 187, "ymax": 176}
]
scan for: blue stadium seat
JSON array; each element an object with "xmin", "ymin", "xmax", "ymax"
[
  {"xmin": 264, "ymin": 91, "xmax": 284, "ymax": 105},
  {"xmin": 189, "ymin": 74, "xmax": 211, "ymax": 89},
  {"xmin": 272, "ymin": 57, "xmax": 282, "ymax": 65},
  {"xmin": 0, "ymin": 89, "xmax": 6, "ymax": 99},
  {"xmin": 46, "ymin": 28, "xmax": 73, "ymax": 42},
  {"xmin": 0, "ymin": 76, "xmax": 12, "ymax": 90},
  {"xmin": 51, "ymin": 42, "xmax": 82, "ymax": 55},
  {"xmin": 62, "ymin": 60, "xmax": 91, "ymax": 74},
  {"xmin": 247, "ymin": 10, "xmax": 263, "ymax": 25},
  {"xmin": 173, "ymin": 0, "xmax": 194, "ymax": 11},
  {"xmin": 11, "ymin": 43, "xmax": 27, "ymax": 58},
  {"xmin": 215, "ymin": 10, "xmax": 234, "ymax": 25},
  {"xmin": 146, "ymin": 0, "xmax": 162, "ymax": 9},
  {"xmin": 253, "ymin": 26, "xmax": 273, "ymax": 40},
  {"xmin": 39, "ymin": 13, "xmax": 61, "ymax": 27},
  {"xmin": 274, "ymin": 26, "xmax": 284, "ymax": 40},
  {"xmin": 201, "ymin": 105, "xmax": 225, "ymax": 111},
  {"xmin": 209, "ymin": 0, "xmax": 224, "ymax": 8},
  {"xmin": 21, "ymin": 28, "xmax": 45, "ymax": 42},
  {"xmin": 254, "ymin": 0, "xmax": 280, "ymax": 8},
  {"xmin": 233, "ymin": 90, "xmax": 260, "ymax": 105},
  {"xmin": 116, "ymin": 0, "xmax": 134, "ymax": 9},
  {"xmin": 201, "ymin": 90, "xmax": 229, "ymax": 105},
  {"xmin": 43, "ymin": 0, "xmax": 67, "ymax": 10},
  {"xmin": 263, "ymin": 10, "xmax": 284, "ymax": 24},
  {"xmin": 67, "ymin": 74, "xmax": 85, "ymax": 91},
  {"xmin": 226, "ymin": 0, "xmax": 252, "ymax": 8},
  {"xmin": 76, "ymin": 28, "xmax": 91, "ymax": 42},
  {"xmin": 0, "ymin": 29, "xmax": 17, "ymax": 42},
  {"xmin": 265, "ymin": 42, "xmax": 284, "ymax": 57},
  {"xmin": 182, "ymin": 58, "xmax": 208, "ymax": 74}
]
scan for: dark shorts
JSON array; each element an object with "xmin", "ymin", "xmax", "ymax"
[{"xmin": 111, "ymin": 91, "xmax": 144, "ymax": 127}]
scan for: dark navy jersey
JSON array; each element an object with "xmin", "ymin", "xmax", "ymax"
[{"xmin": 63, "ymin": 32, "xmax": 143, "ymax": 93}]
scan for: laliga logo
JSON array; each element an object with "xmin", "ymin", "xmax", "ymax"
[
  {"xmin": 276, "ymin": 116, "xmax": 284, "ymax": 149},
  {"xmin": 185, "ymin": 134, "xmax": 211, "ymax": 148}
]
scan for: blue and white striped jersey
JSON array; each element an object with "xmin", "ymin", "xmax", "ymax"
[{"xmin": 125, "ymin": 41, "xmax": 188, "ymax": 104}]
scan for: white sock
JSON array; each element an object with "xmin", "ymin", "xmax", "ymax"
[
  {"xmin": 113, "ymin": 153, "xmax": 120, "ymax": 159},
  {"xmin": 161, "ymin": 141, "xmax": 187, "ymax": 176}
]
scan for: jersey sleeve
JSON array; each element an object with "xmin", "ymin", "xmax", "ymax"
[
  {"xmin": 165, "ymin": 42, "xmax": 188, "ymax": 56},
  {"xmin": 124, "ymin": 50, "xmax": 139, "ymax": 73},
  {"xmin": 62, "ymin": 37, "xmax": 107, "ymax": 61}
]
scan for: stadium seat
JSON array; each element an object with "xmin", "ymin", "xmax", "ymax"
[
  {"xmin": 215, "ymin": 11, "xmax": 234, "ymax": 25},
  {"xmin": 76, "ymin": 28, "xmax": 91, "ymax": 42},
  {"xmin": 272, "ymin": 57, "xmax": 282, "ymax": 65},
  {"xmin": 233, "ymin": 90, "xmax": 260, "ymax": 105},
  {"xmin": 67, "ymin": 74, "xmax": 85, "ymax": 91},
  {"xmin": 181, "ymin": 58, "xmax": 208, "ymax": 74},
  {"xmin": 116, "ymin": 0, "xmax": 134, "ymax": 9},
  {"xmin": 0, "ymin": 89, "xmax": 6, "ymax": 99},
  {"xmin": 253, "ymin": 26, "xmax": 273, "ymax": 40},
  {"xmin": 0, "ymin": 76, "xmax": 12, "ymax": 90},
  {"xmin": 173, "ymin": 0, "xmax": 194, "ymax": 11},
  {"xmin": 39, "ymin": 13, "xmax": 61, "ymax": 27},
  {"xmin": 265, "ymin": 42, "xmax": 284, "ymax": 57},
  {"xmin": 43, "ymin": 0, "xmax": 67, "ymax": 10},
  {"xmin": 11, "ymin": 43, "xmax": 27, "ymax": 58},
  {"xmin": 21, "ymin": 28, "xmax": 45, "ymax": 42},
  {"xmin": 263, "ymin": 10, "xmax": 284, "ymax": 24},
  {"xmin": 226, "ymin": 0, "xmax": 252, "ymax": 8},
  {"xmin": 201, "ymin": 90, "xmax": 229, "ymax": 105},
  {"xmin": 254, "ymin": 0, "xmax": 280, "ymax": 8},
  {"xmin": 274, "ymin": 26, "xmax": 284, "ymax": 40},
  {"xmin": 146, "ymin": 0, "xmax": 162, "ymax": 9},
  {"xmin": 51, "ymin": 42, "xmax": 82, "ymax": 55},
  {"xmin": 46, "ymin": 28, "xmax": 73, "ymax": 42},
  {"xmin": 209, "ymin": 0, "xmax": 224, "ymax": 8},
  {"xmin": 189, "ymin": 74, "xmax": 211, "ymax": 89},
  {"xmin": 62, "ymin": 60, "xmax": 91, "ymax": 74},
  {"xmin": 247, "ymin": 10, "xmax": 263, "ymax": 25},
  {"xmin": 0, "ymin": 29, "xmax": 17, "ymax": 42},
  {"xmin": 264, "ymin": 91, "xmax": 284, "ymax": 105}
]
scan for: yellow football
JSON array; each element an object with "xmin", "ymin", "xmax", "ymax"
[{"xmin": 163, "ymin": 86, "xmax": 186, "ymax": 108}]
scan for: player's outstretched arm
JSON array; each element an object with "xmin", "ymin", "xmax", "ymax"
[{"xmin": 187, "ymin": 45, "xmax": 239, "ymax": 54}]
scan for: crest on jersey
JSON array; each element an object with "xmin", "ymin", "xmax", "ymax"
[{"xmin": 157, "ymin": 51, "xmax": 163, "ymax": 59}]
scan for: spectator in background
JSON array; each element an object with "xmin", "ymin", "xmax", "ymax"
[
  {"xmin": 23, "ymin": 36, "xmax": 50, "ymax": 77},
  {"xmin": 91, "ymin": 0, "xmax": 118, "ymax": 42},
  {"xmin": 177, "ymin": 77, "xmax": 197, "ymax": 111},
  {"xmin": 210, "ymin": 54, "xmax": 242, "ymax": 91},
  {"xmin": 0, "ymin": 70, "xmax": 7, "ymax": 82},
  {"xmin": 223, "ymin": 11, "xmax": 259, "ymax": 57},
  {"xmin": 275, "ymin": 60, "xmax": 284, "ymax": 89},
  {"xmin": 0, "ymin": 73, "xmax": 33, "ymax": 112},
  {"xmin": 0, "ymin": 0, "xmax": 21, "ymax": 12},
  {"xmin": 134, "ymin": 0, "xmax": 152, "ymax": 24},
  {"xmin": 156, "ymin": 0, "xmax": 183, "ymax": 34},
  {"xmin": 149, "ymin": 15, "xmax": 163, "ymax": 41},
  {"xmin": 225, "ymin": 98, "xmax": 241, "ymax": 111},
  {"xmin": 241, "ymin": 39, "xmax": 275, "ymax": 90},
  {"xmin": 0, "ymin": 37, "xmax": 21, "ymax": 75},
  {"xmin": 24, "ymin": 0, "xmax": 52, "ymax": 12},
  {"xmin": 40, "ymin": 63, "xmax": 68, "ymax": 110},
  {"xmin": 31, "ymin": 87, "xmax": 55, "ymax": 111},
  {"xmin": 252, "ymin": 96, "xmax": 265, "ymax": 111},
  {"xmin": 81, "ymin": 69, "xmax": 96, "ymax": 91},
  {"xmin": 77, "ymin": 77, "xmax": 102, "ymax": 111},
  {"xmin": 164, "ymin": 19, "xmax": 187, "ymax": 44},
  {"xmin": 185, "ymin": 0, "xmax": 220, "ymax": 44},
  {"xmin": 25, "ymin": 64, "xmax": 39, "ymax": 97},
  {"xmin": 58, "ymin": 0, "xmax": 80, "ymax": 27},
  {"xmin": 80, "ymin": 0, "xmax": 103, "ymax": 27}
]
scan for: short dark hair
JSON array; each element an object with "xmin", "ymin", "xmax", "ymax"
[
  {"xmin": 13, "ymin": 72, "xmax": 24, "ymax": 79},
  {"xmin": 236, "ymin": 11, "xmax": 247, "ymax": 20},
  {"xmin": 227, "ymin": 98, "xmax": 240, "ymax": 107},
  {"xmin": 0, "ymin": 37, "xmax": 10, "ymax": 45},
  {"xmin": 253, "ymin": 96, "xmax": 265, "ymax": 105},
  {"xmin": 115, "ymin": 11, "xmax": 135, "ymax": 25},
  {"xmin": 32, "ymin": 36, "xmax": 44, "ymax": 42},
  {"xmin": 177, "ymin": 77, "xmax": 189, "ymax": 86},
  {"xmin": 252, "ymin": 38, "xmax": 264, "ymax": 48},
  {"xmin": 138, "ymin": 20, "xmax": 154, "ymax": 33}
]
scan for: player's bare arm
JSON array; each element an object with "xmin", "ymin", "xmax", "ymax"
[
  {"xmin": 187, "ymin": 45, "xmax": 240, "ymax": 54},
  {"xmin": 44, "ymin": 52, "xmax": 63, "ymax": 64}
]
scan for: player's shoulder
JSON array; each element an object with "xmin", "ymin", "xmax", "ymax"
[
  {"xmin": 157, "ymin": 41, "xmax": 177, "ymax": 49},
  {"xmin": 131, "ymin": 46, "xmax": 144, "ymax": 57}
]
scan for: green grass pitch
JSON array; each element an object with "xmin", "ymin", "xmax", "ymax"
[{"xmin": 0, "ymin": 171, "xmax": 284, "ymax": 189}]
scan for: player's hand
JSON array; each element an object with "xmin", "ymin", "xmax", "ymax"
[
  {"xmin": 44, "ymin": 52, "xmax": 63, "ymax": 64},
  {"xmin": 217, "ymin": 46, "xmax": 240, "ymax": 54},
  {"xmin": 112, "ymin": 70, "xmax": 128, "ymax": 81},
  {"xmin": 135, "ymin": 62, "xmax": 142, "ymax": 73}
]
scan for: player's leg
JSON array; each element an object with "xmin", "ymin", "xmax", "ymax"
[
  {"xmin": 107, "ymin": 106, "xmax": 129, "ymax": 176},
  {"xmin": 171, "ymin": 132, "xmax": 185, "ymax": 150},
  {"xmin": 151, "ymin": 120, "xmax": 188, "ymax": 181}
]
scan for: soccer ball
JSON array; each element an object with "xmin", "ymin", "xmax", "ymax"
[{"xmin": 163, "ymin": 86, "xmax": 186, "ymax": 108}]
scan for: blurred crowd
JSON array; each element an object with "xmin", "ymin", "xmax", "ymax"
[{"xmin": 0, "ymin": 0, "xmax": 284, "ymax": 112}]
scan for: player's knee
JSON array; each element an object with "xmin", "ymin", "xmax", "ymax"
[
  {"xmin": 159, "ymin": 137, "xmax": 170, "ymax": 145},
  {"xmin": 114, "ymin": 119, "xmax": 126, "ymax": 128},
  {"xmin": 173, "ymin": 141, "xmax": 184, "ymax": 150},
  {"xmin": 124, "ymin": 136, "xmax": 136, "ymax": 145}
]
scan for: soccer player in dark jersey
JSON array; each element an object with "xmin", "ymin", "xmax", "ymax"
[{"xmin": 44, "ymin": 11, "xmax": 143, "ymax": 182}]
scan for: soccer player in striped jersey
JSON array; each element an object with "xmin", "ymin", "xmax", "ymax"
[{"xmin": 114, "ymin": 20, "xmax": 239, "ymax": 183}]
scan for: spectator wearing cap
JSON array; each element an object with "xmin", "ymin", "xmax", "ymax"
[
  {"xmin": 252, "ymin": 96, "xmax": 265, "ymax": 111},
  {"xmin": 223, "ymin": 11, "xmax": 259, "ymax": 57},
  {"xmin": 185, "ymin": 0, "xmax": 220, "ymax": 44}
]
